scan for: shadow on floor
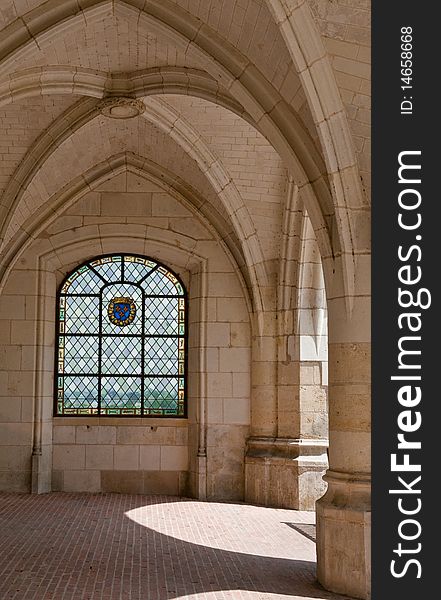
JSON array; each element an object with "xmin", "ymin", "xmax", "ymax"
[
  {"xmin": 283, "ymin": 522, "xmax": 317, "ymax": 543},
  {"xmin": 0, "ymin": 493, "xmax": 353, "ymax": 600}
]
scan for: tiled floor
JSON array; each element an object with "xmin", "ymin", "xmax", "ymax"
[{"xmin": 0, "ymin": 493, "xmax": 352, "ymax": 600}]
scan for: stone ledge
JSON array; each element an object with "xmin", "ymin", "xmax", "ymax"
[
  {"xmin": 246, "ymin": 436, "xmax": 328, "ymax": 460},
  {"xmin": 244, "ymin": 437, "xmax": 328, "ymax": 510},
  {"xmin": 53, "ymin": 417, "xmax": 189, "ymax": 427}
]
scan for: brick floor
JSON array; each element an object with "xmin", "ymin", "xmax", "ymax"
[{"xmin": 0, "ymin": 493, "xmax": 353, "ymax": 600}]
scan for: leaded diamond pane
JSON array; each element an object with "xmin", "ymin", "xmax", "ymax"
[
  {"xmin": 62, "ymin": 376, "xmax": 98, "ymax": 411},
  {"xmin": 101, "ymin": 336, "xmax": 142, "ymax": 375},
  {"xmin": 101, "ymin": 377, "xmax": 141, "ymax": 414},
  {"xmin": 145, "ymin": 297, "xmax": 179, "ymax": 335},
  {"xmin": 124, "ymin": 260, "xmax": 156, "ymax": 283},
  {"xmin": 144, "ymin": 377, "xmax": 179, "ymax": 414},
  {"xmin": 63, "ymin": 267, "xmax": 103, "ymax": 294},
  {"xmin": 90, "ymin": 258, "xmax": 122, "ymax": 282},
  {"xmin": 63, "ymin": 297, "xmax": 99, "ymax": 334},
  {"xmin": 144, "ymin": 337, "xmax": 179, "ymax": 375},
  {"xmin": 62, "ymin": 336, "xmax": 99, "ymax": 374},
  {"xmin": 141, "ymin": 269, "xmax": 180, "ymax": 295}
]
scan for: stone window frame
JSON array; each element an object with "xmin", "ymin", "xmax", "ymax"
[{"xmin": 53, "ymin": 253, "xmax": 188, "ymax": 418}]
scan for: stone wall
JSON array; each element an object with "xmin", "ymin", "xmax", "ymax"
[
  {"xmin": 52, "ymin": 420, "xmax": 189, "ymax": 495},
  {"xmin": 0, "ymin": 171, "xmax": 251, "ymax": 500}
]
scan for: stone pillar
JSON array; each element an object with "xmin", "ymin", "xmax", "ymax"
[
  {"xmin": 293, "ymin": 226, "xmax": 329, "ymax": 508},
  {"xmin": 316, "ymin": 281, "xmax": 371, "ymax": 599},
  {"xmin": 244, "ymin": 309, "xmax": 279, "ymax": 505},
  {"xmin": 187, "ymin": 263, "xmax": 207, "ymax": 500},
  {"xmin": 31, "ymin": 266, "xmax": 55, "ymax": 494},
  {"xmin": 250, "ymin": 311, "xmax": 278, "ymax": 438},
  {"xmin": 247, "ymin": 309, "xmax": 328, "ymax": 510},
  {"xmin": 245, "ymin": 209, "xmax": 329, "ymax": 510}
]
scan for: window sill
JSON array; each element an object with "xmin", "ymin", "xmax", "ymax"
[{"xmin": 53, "ymin": 416, "xmax": 189, "ymax": 427}]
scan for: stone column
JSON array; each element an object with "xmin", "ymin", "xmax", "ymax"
[
  {"xmin": 245, "ymin": 207, "xmax": 328, "ymax": 510},
  {"xmin": 250, "ymin": 310, "xmax": 278, "ymax": 438},
  {"xmin": 31, "ymin": 264, "xmax": 56, "ymax": 493},
  {"xmin": 244, "ymin": 308, "xmax": 279, "ymax": 506},
  {"xmin": 316, "ymin": 261, "xmax": 371, "ymax": 599},
  {"xmin": 292, "ymin": 221, "xmax": 329, "ymax": 508},
  {"xmin": 187, "ymin": 263, "xmax": 207, "ymax": 500}
]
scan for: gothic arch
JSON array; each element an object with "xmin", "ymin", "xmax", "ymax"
[
  {"xmin": 0, "ymin": 152, "xmax": 254, "ymax": 311},
  {"xmin": 0, "ymin": 0, "xmax": 360, "ymax": 301},
  {"xmin": 0, "ymin": 92, "xmax": 268, "ymax": 311},
  {"xmin": 264, "ymin": 0, "xmax": 369, "ymax": 311},
  {"xmin": 0, "ymin": 65, "xmax": 333, "ymax": 276}
]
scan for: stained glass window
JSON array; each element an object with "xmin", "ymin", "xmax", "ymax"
[{"xmin": 55, "ymin": 255, "xmax": 187, "ymax": 417}]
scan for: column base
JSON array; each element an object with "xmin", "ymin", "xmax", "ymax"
[
  {"xmin": 316, "ymin": 470, "xmax": 371, "ymax": 600},
  {"xmin": 31, "ymin": 449, "xmax": 51, "ymax": 494},
  {"xmin": 244, "ymin": 437, "xmax": 328, "ymax": 509},
  {"xmin": 196, "ymin": 454, "xmax": 207, "ymax": 500}
]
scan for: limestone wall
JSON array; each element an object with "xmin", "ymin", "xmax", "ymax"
[
  {"xmin": 52, "ymin": 420, "xmax": 189, "ymax": 495},
  {"xmin": 0, "ymin": 171, "xmax": 251, "ymax": 499}
]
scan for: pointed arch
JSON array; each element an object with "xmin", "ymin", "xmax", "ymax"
[
  {"xmin": 0, "ymin": 0, "xmax": 351, "ymax": 293},
  {"xmin": 0, "ymin": 151, "xmax": 255, "ymax": 316}
]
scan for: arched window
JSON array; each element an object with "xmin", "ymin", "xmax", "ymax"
[{"xmin": 55, "ymin": 254, "xmax": 187, "ymax": 417}]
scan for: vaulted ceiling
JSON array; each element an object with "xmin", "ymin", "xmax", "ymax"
[{"xmin": 0, "ymin": 0, "xmax": 371, "ymax": 302}]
